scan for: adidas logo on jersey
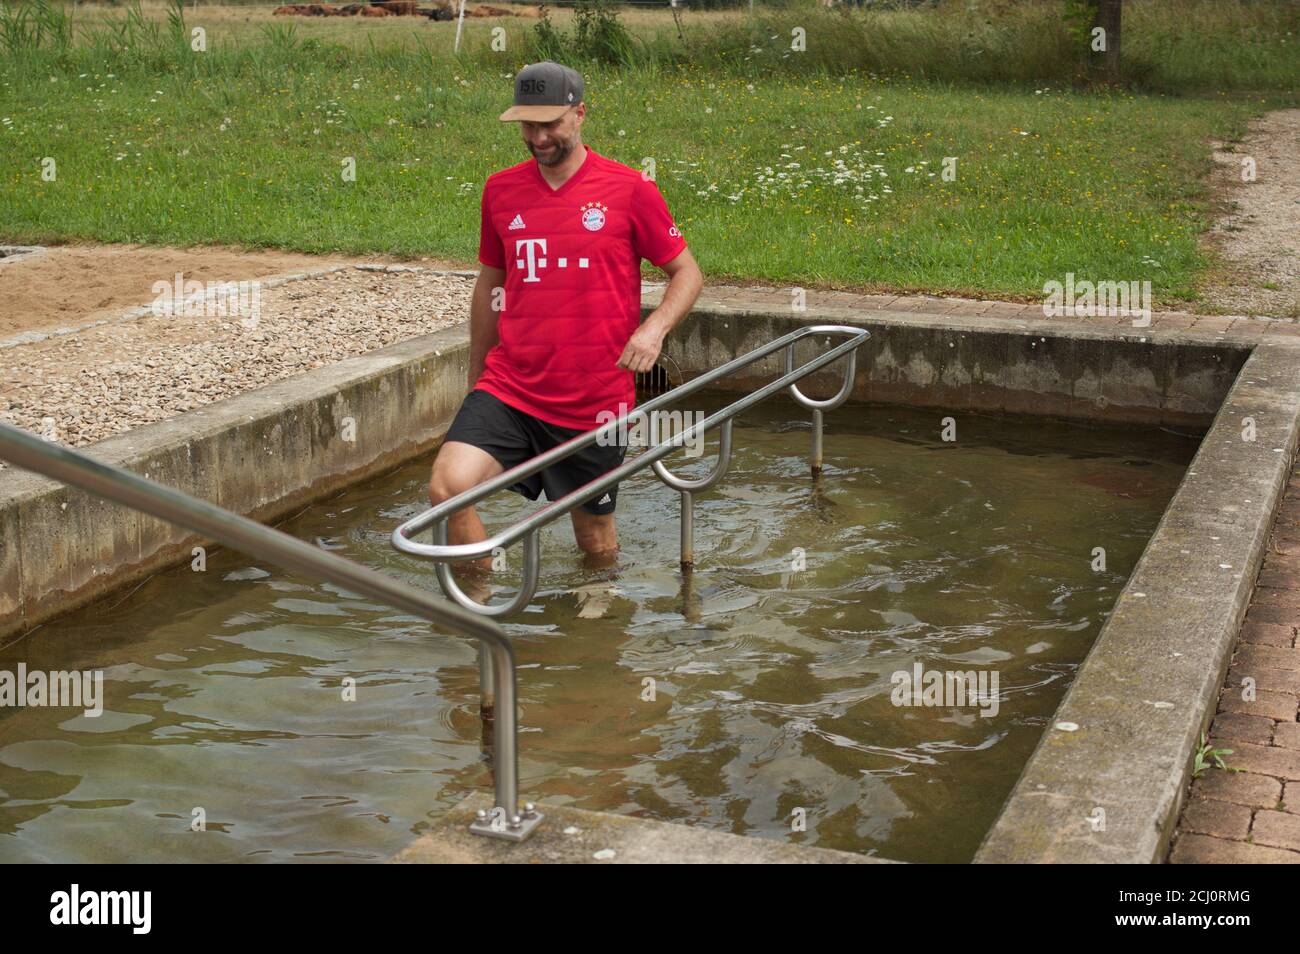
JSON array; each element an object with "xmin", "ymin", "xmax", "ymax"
[{"xmin": 508, "ymin": 213, "xmax": 526, "ymax": 231}]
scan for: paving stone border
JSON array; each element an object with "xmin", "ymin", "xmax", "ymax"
[{"xmin": 1169, "ymin": 461, "xmax": 1300, "ymax": 863}]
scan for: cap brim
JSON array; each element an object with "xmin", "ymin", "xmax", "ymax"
[{"xmin": 499, "ymin": 104, "xmax": 571, "ymax": 122}]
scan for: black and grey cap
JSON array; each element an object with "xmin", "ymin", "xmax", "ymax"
[{"xmin": 499, "ymin": 60, "xmax": 584, "ymax": 123}]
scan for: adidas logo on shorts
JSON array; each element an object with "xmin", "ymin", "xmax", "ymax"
[
  {"xmin": 597, "ymin": 493, "xmax": 612, "ymax": 505},
  {"xmin": 508, "ymin": 213, "xmax": 526, "ymax": 231}
]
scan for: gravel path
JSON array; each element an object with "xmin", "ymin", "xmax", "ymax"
[
  {"xmin": 1202, "ymin": 109, "xmax": 1300, "ymax": 318},
  {"xmin": 0, "ymin": 266, "xmax": 474, "ymax": 452}
]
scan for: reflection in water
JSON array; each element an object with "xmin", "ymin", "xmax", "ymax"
[{"xmin": 0, "ymin": 396, "xmax": 1197, "ymax": 863}]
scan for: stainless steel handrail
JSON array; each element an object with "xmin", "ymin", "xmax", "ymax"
[
  {"xmin": 393, "ymin": 324, "xmax": 870, "ymax": 616},
  {"xmin": 0, "ymin": 420, "xmax": 542, "ymax": 842}
]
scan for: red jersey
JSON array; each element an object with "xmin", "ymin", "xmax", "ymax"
[{"xmin": 475, "ymin": 144, "xmax": 688, "ymax": 430}]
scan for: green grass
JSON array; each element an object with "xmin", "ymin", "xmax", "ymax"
[
  {"xmin": 0, "ymin": 0, "xmax": 1291, "ymax": 302},
  {"xmin": 655, "ymin": 0, "xmax": 1300, "ymax": 93},
  {"xmin": 40, "ymin": 0, "xmax": 1300, "ymax": 95}
]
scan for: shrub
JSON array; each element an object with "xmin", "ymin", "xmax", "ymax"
[{"xmin": 527, "ymin": 0, "xmax": 641, "ymax": 69}]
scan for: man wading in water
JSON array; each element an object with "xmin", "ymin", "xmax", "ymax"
[{"xmin": 429, "ymin": 61, "xmax": 703, "ymax": 579}]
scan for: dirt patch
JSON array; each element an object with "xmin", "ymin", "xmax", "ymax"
[
  {"xmin": 0, "ymin": 242, "xmax": 468, "ymax": 340},
  {"xmin": 1201, "ymin": 109, "xmax": 1300, "ymax": 318}
]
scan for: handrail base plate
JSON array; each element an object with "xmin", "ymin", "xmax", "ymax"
[{"xmin": 469, "ymin": 810, "xmax": 545, "ymax": 842}]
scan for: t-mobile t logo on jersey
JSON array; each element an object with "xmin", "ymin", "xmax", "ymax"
[{"xmin": 514, "ymin": 238, "xmax": 590, "ymax": 283}]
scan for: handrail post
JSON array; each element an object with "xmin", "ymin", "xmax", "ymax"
[
  {"xmin": 654, "ymin": 419, "xmax": 734, "ymax": 572},
  {"xmin": 785, "ymin": 334, "xmax": 861, "ymax": 477},
  {"xmin": 680, "ymin": 490, "xmax": 694, "ymax": 570},
  {"xmin": 479, "ymin": 641, "xmax": 495, "ymax": 730},
  {"xmin": 471, "ymin": 635, "xmax": 541, "ymax": 841},
  {"xmin": 812, "ymin": 408, "xmax": 824, "ymax": 477}
]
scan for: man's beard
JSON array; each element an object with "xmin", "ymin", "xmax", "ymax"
[{"xmin": 530, "ymin": 134, "xmax": 576, "ymax": 167}]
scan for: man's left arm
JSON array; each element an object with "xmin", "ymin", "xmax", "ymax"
[{"xmin": 617, "ymin": 247, "xmax": 704, "ymax": 374}]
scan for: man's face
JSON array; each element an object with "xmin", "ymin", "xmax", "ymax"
[{"xmin": 520, "ymin": 105, "xmax": 583, "ymax": 166}]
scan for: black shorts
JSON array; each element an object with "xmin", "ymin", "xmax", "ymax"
[{"xmin": 443, "ymin": 389, "xmax": 629, "ymax": 516}]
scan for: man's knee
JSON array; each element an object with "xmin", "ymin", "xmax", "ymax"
[
  {"xmin": 428, "ymin": 469, "xmax": 463, "ymax": 506},
  {"xmin": 428, "ymin": 458, "xmax": 481, "ymax": 506},
  {"xmin": 429, "ymin": 441, "xmax": 502, "ymax": 506}
]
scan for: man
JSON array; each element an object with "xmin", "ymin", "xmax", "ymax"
[{"xmin": 429, "ymin": 61, "xmax": 704, "ymax": 573}]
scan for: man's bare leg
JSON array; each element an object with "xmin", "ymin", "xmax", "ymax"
[
  {"xmin": 428, "ymin": 441, "xmax": 505, "ymax": 574},
  {"xmin": 571, "ymin": 509, "xmax": 619, "ymax": 569}
]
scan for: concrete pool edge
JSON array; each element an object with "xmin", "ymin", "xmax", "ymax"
[
  {"xmin": 391, "ymin": 793, "xmax": 895, "ymax": 864},
  {"xmin": 973, "ymin": 342, "xmax": 1300, "ymax": 864}
]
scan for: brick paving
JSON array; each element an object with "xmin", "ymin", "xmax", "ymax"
[{"xmin": 1169, "ymin": 461, "xmax": 1300, "ymax": 863}]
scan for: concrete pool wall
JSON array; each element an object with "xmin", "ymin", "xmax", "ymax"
[
  {"xmin": 3, "ymin": 286, "xmax": 1299, "ymax": 864},
  {"xmin": 669, "ymin": 307, "xmax": 1246, "ymax": 427}
]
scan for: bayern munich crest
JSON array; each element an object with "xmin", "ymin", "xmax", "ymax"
[{"xmin": 580, "ymin": 201, "xmax": 608, "ymax": 232}]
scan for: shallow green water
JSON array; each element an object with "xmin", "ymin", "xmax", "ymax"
[{"xmin": 0, "ymin": 395, "xmax": 1198, "ymax": 863}]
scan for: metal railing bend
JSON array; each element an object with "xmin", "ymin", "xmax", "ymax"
[
  {"xmin": 0, "ymin": 421, "xmax": 541, "ymax": 842},
  {"xmin": 393, "ymin": 324, "xmax": 870, "ymax": 618}
]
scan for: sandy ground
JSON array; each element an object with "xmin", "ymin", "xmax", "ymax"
[
  {"xmin": 1202, "ymin": 109, "xmax": 1300, "ymax": 318},
  {"xmin": 0, "ymin": 242, "xmax": 467, "ymax": 339}
]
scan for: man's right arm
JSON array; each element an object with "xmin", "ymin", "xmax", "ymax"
[{"xmin": 468, "ymin": 265, "xmax": 505, "ymax": 389}]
